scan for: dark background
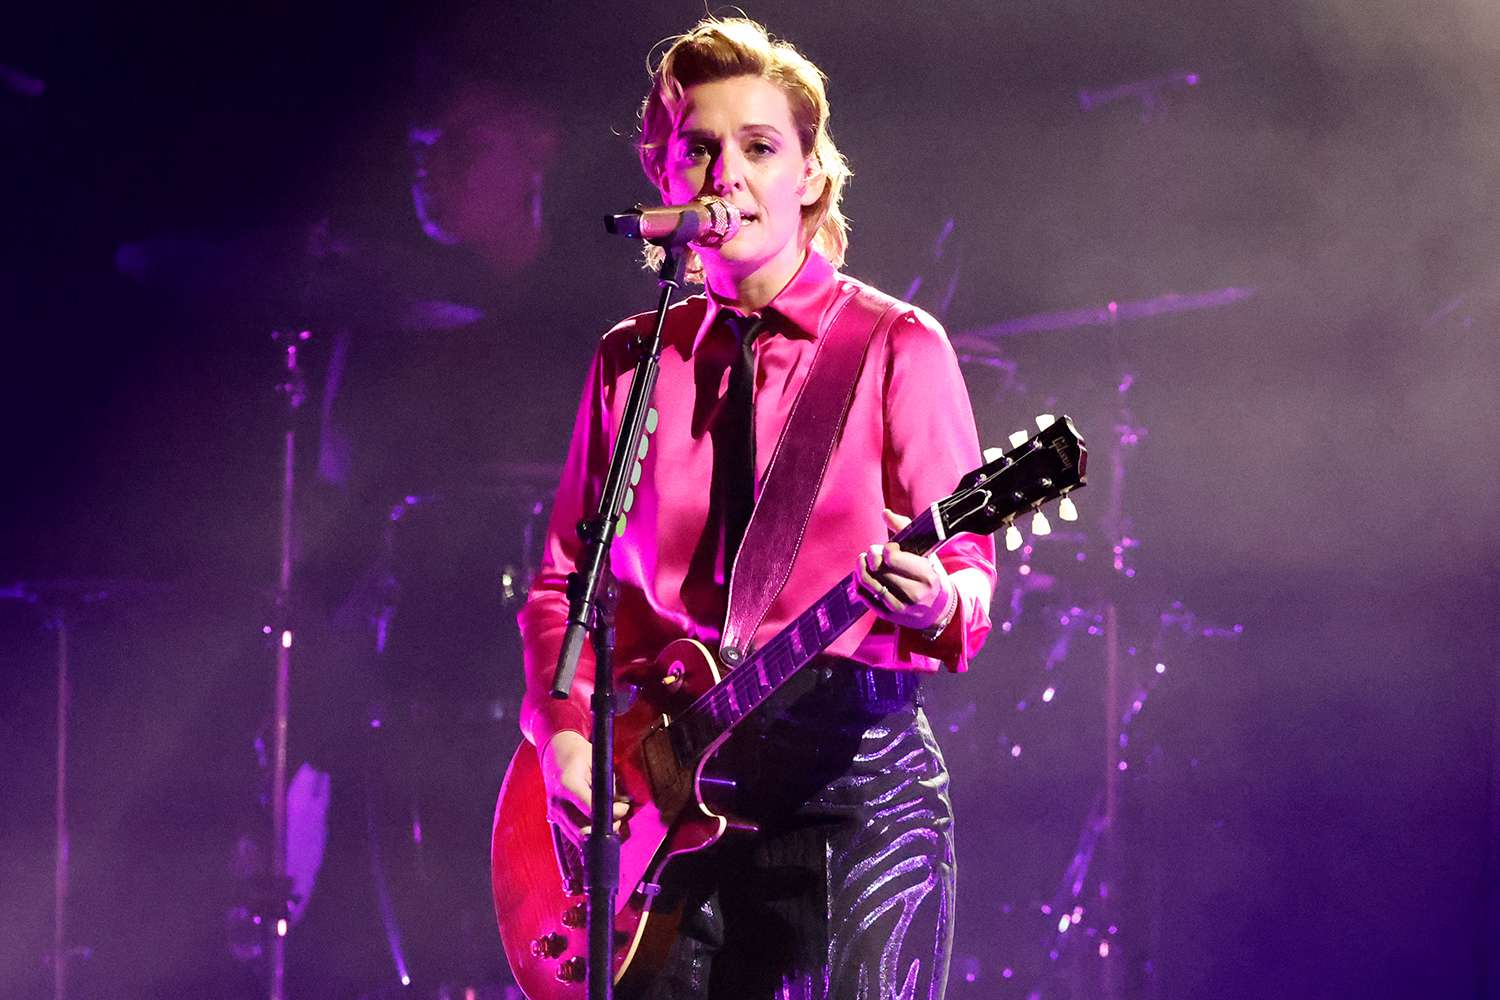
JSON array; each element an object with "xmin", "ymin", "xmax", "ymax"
[{"xmin": 2, "ymin": 2, "xmax": 1497, "ymax": 998}]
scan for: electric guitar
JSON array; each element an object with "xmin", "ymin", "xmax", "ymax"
[{"xmin": 491, "ymin": 416, "xmax": 1087, "ymax": 998}]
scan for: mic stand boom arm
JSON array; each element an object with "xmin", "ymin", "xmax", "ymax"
[{"xmin": 550, "ymin": 247, "xmax": 687, "ymax": 1000}]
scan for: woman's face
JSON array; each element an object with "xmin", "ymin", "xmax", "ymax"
[{"xmin": 656, "ymin": 74, "xmax": 823, "ymax": 289}]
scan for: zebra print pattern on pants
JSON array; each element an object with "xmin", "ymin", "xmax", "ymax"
[
  {"xmin": 821, "ymin": 710, "xmax": 955, "ymax": 1000},
  {"xmin": 640, "ymin": 681, "xmax": 956, "ymax": 1000}
]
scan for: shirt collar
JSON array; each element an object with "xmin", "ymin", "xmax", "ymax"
[{"xmin": 693, "ymin": 249, "xmax": 844, "ymax": 352}]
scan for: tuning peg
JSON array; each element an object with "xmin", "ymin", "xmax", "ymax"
[
  {"xmin": 1008, "ymin": 430, "xmax": 1030, "ymax": 449},
  {"xmin": 1058, "ymin": 497, "xmax": 1078, "ymax": 522},
  {"xmin": 1034, "ymin": 413, "xmax": 1055, "ymax": 430},
  {"xmin": 1030, "ymin": 510, "xmax": 1052, "ymax": 536},
  {"xmin": 983, "ymin": 446, "xmax": 1006, "ymax": 463},
  {"xmin": 1004, "ymin": 525, "xmax": 1023, "ymax": 551}
]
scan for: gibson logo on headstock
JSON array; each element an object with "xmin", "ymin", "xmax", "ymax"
[{"xmin": 1047, "ymin": 433, "xmax": 1075, "ymax": 470}]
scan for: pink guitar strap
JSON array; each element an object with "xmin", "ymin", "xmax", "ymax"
[{"xmin": 718, "ymin": 282, "xmax": 905, "ymax": 667}]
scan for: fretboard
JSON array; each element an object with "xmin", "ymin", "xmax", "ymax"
[{"xmin": 668, "ymin": 508, "xmax": 943, "ymax": 762}]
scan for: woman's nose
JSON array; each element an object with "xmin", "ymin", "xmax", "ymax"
[{"xmin": 710, "ymin": 147, "xmax": 746, "ymax": 194}]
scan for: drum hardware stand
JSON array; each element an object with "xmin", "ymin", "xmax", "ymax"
[
  {"xmin": 1095, "ymin": 309, "xmax": 1137, "ymax": 1000},
  {"xmin": 43, "ymin": 599, "xmax": 91, "ymax": 1000},
  {"xmin": 955, "ymin": 285, "xmax": 1252, "ymax": 997},
  {"xmin": 267, "ymin": 328, "xmax": 310, "ymax": 1000},
  {"xmin": 551, "ymin": 246, "xmax": 687, "ymax": 1000},
  {"xmin": 1, "ymin": 581, "xmax": 133, "ymax": 1000},
  {"xmin": 50, "ymin": 601, "xmax": 72, "ymax": 1000}
]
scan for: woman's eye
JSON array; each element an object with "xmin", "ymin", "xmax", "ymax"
[{"xmin": 748, "ymin": 141, "xmax": 776, "ymax": 156}]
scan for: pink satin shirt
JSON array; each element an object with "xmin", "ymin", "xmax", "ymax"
[{"xmin": 519, "ymin": 250, "xmax": 997, "ymax": 748}]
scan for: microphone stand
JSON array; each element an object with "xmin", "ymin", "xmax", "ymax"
[{"xmin": 551, "ymin": 247, "xmax": 688, "ymax": 1000}]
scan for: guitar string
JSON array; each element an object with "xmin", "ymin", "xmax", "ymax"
[
  {"xmin": 672, "ymin": 429, "xmax": 1079, "ymax": 744},
  {"xmin": 666, "ymin": 416, "xmax": 1091, "ymax": 755},
  {"xmin": 683, "ymin": 424, "xmax": 1075, "ymax": 736},
  {"xmin": 672, "ymin": 510, "xmax": 941, "ymax": 759}
]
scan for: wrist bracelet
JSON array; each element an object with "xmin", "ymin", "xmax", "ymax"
[{"xmin": 919, "ymin": 579, "xmax": 958, "ymax": 641}]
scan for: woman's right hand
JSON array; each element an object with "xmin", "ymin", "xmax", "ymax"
[{"xmin": 540, "ymin": 730, "xmax": 630, "ymax": 843}]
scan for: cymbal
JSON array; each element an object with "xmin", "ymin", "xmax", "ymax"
[
  {"xmin": 0, "ymin": 578, "xmax": 170, "ymax": 605},
  {"xmin": 956, "ymin": 285, "xmax": 1256, "ymax": 342},
  {"xmin": 113, "ymin": 223, "xmax": 491, "ymax": 333},
  {"xmin": 381, "ymin": 464, "xmax": 563, "ymax": 513}
]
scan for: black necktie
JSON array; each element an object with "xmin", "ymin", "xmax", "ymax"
[{"xmin": 719, "ymin": 312, "xmax": 764, "ymax": 579}]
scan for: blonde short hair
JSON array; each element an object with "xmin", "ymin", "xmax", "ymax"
[{"xmin": 637, "ymin": 17, "xmax": 851, "ymax": 279}]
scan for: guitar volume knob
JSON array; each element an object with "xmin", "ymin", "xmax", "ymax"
[
  {"xmin": 555, "ymin": 956, "xmax": 587, "ymax": 982},
  {"xmin": 530, "ymin": 931, "xmax": 567, "ymax": 958},
  {"xmin": 561, "ymin": 903, "xmax": 587, "ymax": 928}
]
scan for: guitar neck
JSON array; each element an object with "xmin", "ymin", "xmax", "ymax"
[
  {"xmin": 662, "ymin": 414, "xmax": 1087, "ymax": 764},
  {"xmin": 668, "ymin": 509, "xmax": 943, "ymax": 762}
]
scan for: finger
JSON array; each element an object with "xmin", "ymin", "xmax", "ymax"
[
  {"xmin": 545, "ymin": 788, "xmax": 589, "ymax": 836},
  {"xmin": 560, "ymin": 778, "xmax": 594, "ymax": 811},
  {"xmin": 854, "ymin": 553, "xmax": 878, "ymax": 599},
  {"xmin": 856, "ymin": 556, "xmax": 889, "ymax": 605},
  {"xmin": 551, "ymin": 783, "xmax": 590, "ymax": 811},
  {"xmin": 556, "ymin": 797, "xmax": 628, "ymax": 821},
  {"xmin": 874, "ymin": 556, "xmax": 930, "ymax": 602},
  {"xmin": 863, "ymin": 565, "xmax": 909, "ymax": 611},
  {"xmin": 564, "ymin": 791, "xmax": 630, "ymax": 824},
  {"xmin": 883, "ymin": 507, "xmax": 912, "ymax": 533},
  {"xmin": 874, "ymin": 575, "xmax": 912, "ymax": 609},
  {"xmin": 878, "ymin": 548, "xmax": 937, "ymax": 585},
  {"xmin": 550, "ymin": 802, "xmax": 590, "ymax": 843}
]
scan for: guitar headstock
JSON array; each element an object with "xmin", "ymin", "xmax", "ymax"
[
  {"xmin": 933, "ymin": 415, "xmax": 1086, "ymax": 543},
  {"xmin": 994, "ymin": 414, "xmax": 1083, "ymax": 550}
]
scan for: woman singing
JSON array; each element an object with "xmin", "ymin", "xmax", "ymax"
[{"xmin": 516, "ymin": 17, "xmax": 997, "ymax": 999}]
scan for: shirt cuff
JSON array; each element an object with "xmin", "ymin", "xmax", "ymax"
[
  {"xmin": 895, "ymin": 564, "xmax": 990, "ymax": 671},
  {"xmin": 522, "ymin": 693, "xmax": 591, "ymax": 749}
]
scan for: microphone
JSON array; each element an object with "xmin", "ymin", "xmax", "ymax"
[{"xmin": 604, "ymin": 197, "xmax": 742, "ymax": 247}]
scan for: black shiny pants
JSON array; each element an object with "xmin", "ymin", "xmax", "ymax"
[{"xmin": 641, "ymin": 665, "xmax": 956, "ymax": 1000}]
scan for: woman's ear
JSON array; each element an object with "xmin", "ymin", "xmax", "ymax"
[{"xmin": 799, "ymin": 155, "xmax": 827, "ymax": 208}]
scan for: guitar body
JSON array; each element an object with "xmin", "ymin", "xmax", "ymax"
[{"xmin": 491, "ymin": 638, "xmax": 738, "ymax": 999}]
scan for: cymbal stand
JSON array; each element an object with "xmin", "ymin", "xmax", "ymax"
[
  {"xmin": 268, "ymin": 329, "xmax": 310, "ymax": 1000},
  {"xmin": 0, "ymin": 581, "xmax": 109, "ymax": 1000},
  {"xmin": 1097, "ymin": 313, "xmax": 1140, "ymax": 1000},
  {"xmin": 50, "ymin": 602, "xmax": 73, "ymax": 1000},
  {"xmin": 951, "ymin": 278, "xmax": 1255, "ymax": 997},
  {"xmin": 1042, "ymin": 327, "xmax": 1240, "ymax": 999}
]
